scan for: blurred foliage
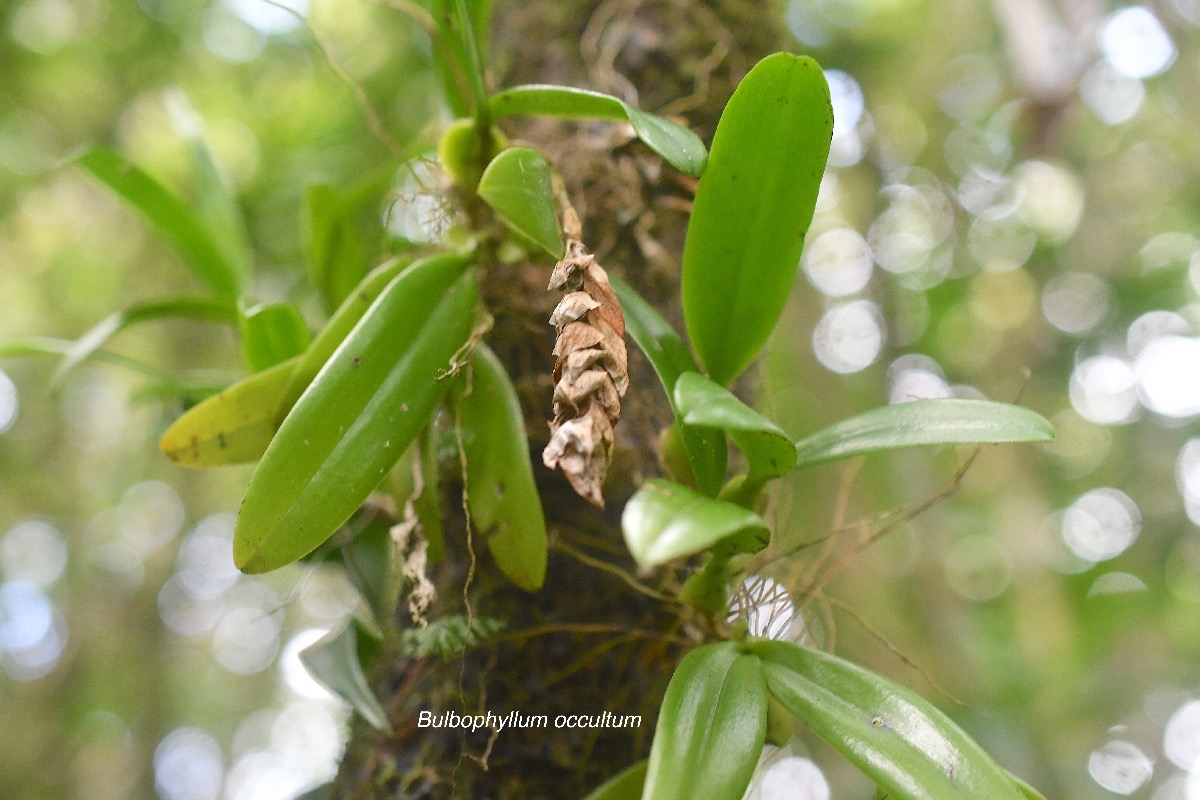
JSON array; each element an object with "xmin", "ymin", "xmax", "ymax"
[{"xmin": 1, "ymin": 0, "xmax": 1199, "ymax": 799}]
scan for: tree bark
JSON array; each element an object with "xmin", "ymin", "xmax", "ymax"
[{"xmin": 332, "ymin": 2, "xmax": 789, "ymax": 796}]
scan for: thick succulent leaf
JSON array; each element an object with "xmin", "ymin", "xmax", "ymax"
[
  {"xmin": 160, "ymin": 356, "xmax": 299, "ymax": 467},
  {"xmin": 53, "ymin": 295, "xmax": 236, "ymax": 385},
  {"xmin": 452, "ymin": 343, "xmax": 547, "ymax": 591},
  {"xmin": 299, "ymin": 622, "xmax": 391, "ymax": 733},
  {"xmin": 583, "ymin": 760, "xmax": 648, "ymax": 800},
  {"xmin": 278, "ymin": 257, "xmax": 410, "ymax": 419},
  {"xmin": 489, "ymin": 85, "xmax": 707, "ymax": 176},
  {"xmin": 748, "ymin": 640, "xmax": 1027, "ymax": 800},
  {"xmin": 610, "ymin": 276, "xmax": 726, "ymax": 496},
  {"xmin": 793, "ymin": 399, "xmax": 1055, "ymax": 469},
  {"xmin": 622, "ymin": 478, "xmax": 768, "ymax": 567},
  {"xmin": 234, "ymin": 254, "xmax": 478, "ymax": 573},
  {"xmin": 673, "ymin": 372, "xmax": 796, "ymax": 484},
  {"xmin": 681, "ymin": 53, "xmax": 833, "ymax": 386},
  {"xmin": 642, "ymin": 643, "xmax": 767, "ymax": 800},
  {"xmin": 239, "ymin": 301, "xmax": 312, "ymax": 372},
  {"xmin": 476, "ymin": 147, "xmax": 562, "ymax": 258},
  {"xmin": 76, "ymin": 147, "xmax": 243, "ymax": 296}
]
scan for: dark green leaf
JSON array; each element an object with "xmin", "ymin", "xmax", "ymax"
[
  {"xmin": 159, "ymin": 356, "xmax": 299, "ymax": 467},
  {"xmin": 452, "ymin": 343, "xmax": 547, "ymax": 591},
  {"xmin": 239, "ymin": 301, "xmax": 312, "ymax": 372},
  {"xmin": 749, "ymin": 640, "xmax": 1027, "ymax": 800},
  {"xmin": 278, "ymin": 256, "xmax": 410, "ymax": 420},
  {"xmin": 681, "ymin": 53, "xmax": 833, "ymax": 385},
  {"xmin": 299, "ymin": 622, "xmax": 392, "ymax": 733},
  {"xmin": 476, "ymin": 147, "xmax": 562, "ymax": 258},
  {"xmin": 642, "ymin": 642, "xmax": 767, "ymax": 800},
  {"xmin": 610, "ymin": 276, "xmax": 726, "ymax": 496},
  {"xmin": 673, "ymin": 372, "xmax": 796, "ymax": 485},
  {"xmin": 76, "ymin": 147, "xmax": 243, "ymax": 296},
  {"xmin": 338, "ymin": 507, "xmax": 399, "ymax": 629},
  {"xmin": 582, "ymin": 760, "xmax": 647, "ymax": 800},
  {"xmin": 53, "ymin": 296, "xmax": 236, "ymax": 385},
  {"xmin": 489, "ymin": 85, "xmax": 707, "ymax": 176},
  {"xmin": 793, "ymin": 399, "xmax": 1055, "ymax": 468},
  {"xmin": 234, "ymin": 253, "xmax": 478, "ymax": 573},
  {"xmin": 622, "ymin": 478, "xmax": 768, "ymax": 567}
]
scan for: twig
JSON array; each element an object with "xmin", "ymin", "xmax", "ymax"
[
  {"xmin": 821, "ymin": 594, "xmax": 968, "ymax": 708},
  {"xmin": 551, "ymin": 537, "xmax": 674, "ymax": 602}
]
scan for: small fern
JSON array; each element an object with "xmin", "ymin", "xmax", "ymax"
[{"xmin": 399, "ymin": 614, "xmax": 505, "ymax": 661}]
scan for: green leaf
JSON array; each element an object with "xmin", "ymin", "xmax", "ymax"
[
  {"xmin": 681, "ymin": 53, "xmax": 833, "ymax": 386},
  {"xmin": 609, "ymin": 276, "xmax": 726, "ymax": 496},
  {"xmin": 428, "ymin": 0, "xmax": 490, "ymax": 118},
  {"xmin": 159, "ymin": 356, "xmax": 299, "ymax": 467},
  {"xmin": 793, "ymin": 399, "xmax": 1055, "ymax": 468},
  {"xmin": 1008, "ymin": 771, "xmax": 1047, "ymax": 800},
  {"xmin": 165, "ymin": 89, "xmax": 253, "ymax": 275},
  {"xmin": 673, "ymin": 372, "xmax": 796, "ymax": 486},
  {"xmin": 489, "ymin": 85, "xmax": 708, "ymax": 177},
  {"xmin": 305, "ymin": 184, "xmax": 367, "ymax": 312},
  {"xmin": 239, "ymin": 301, "xmax": 312, "ymax": 372},
  {"xmin": 452, "ymin": 343, "xmax": 548, "ymax": 591},
  {"xmin": 582, "ymin": 760, "xmax": 648, "ymax": 800},
  {"xmin": 76, "ymin": 147, "xmax": 243, "ymax": 296},
  {"xmin": 299, "ymin": 622, "xmax": 392, "ymax": 733},
  {"xmin": 278, "ymin": 256, "xmax": 411, "ymax": 420},
  {"xmin": 622, "ymin": 478, "xmax": 768, "ymax": 567},
  {"xmin": 476, "ymin": 147, "xmax": 562, "ymax": 258},
  {"xmin": 337, "ymin": 507, "xmax": 400, "ymax": 629},
  {"xmin": 748, "ymin": 640, "xmax": 1027, "ymax": 800},
  {"xmin": 53, "ymin": 296, "xmax": 236, "ymax": 385},
  {"xmin": 234, "ymin": 253, "xmax": 478, "ymax": 573},
  {"xmin": 642, "ymin": 643, "xmax": 767, "ymax": 800}
]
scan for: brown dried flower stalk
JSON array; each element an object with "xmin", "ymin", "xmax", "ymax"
[{"xmin": 542, "ymin": 206, "xmax": 628, "ymax": 507}]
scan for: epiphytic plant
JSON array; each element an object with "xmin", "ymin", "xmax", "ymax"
[{"xmin": 11, "ymin": 3, "xmax": 1054, "ymax": 798}]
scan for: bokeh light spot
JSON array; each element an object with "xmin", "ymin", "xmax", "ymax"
[
  {"xmin": 1135, "ymin": 335, "xmax": 1200, "ymax": 418},
  {"xmin": 1061, "ymin": 488, "xmax": 1141, "ymax": 563},
  {"xmin": 1101, "ymin": 6, "xmax": 1176, "ymax": 79},
  {"xmin": 1042, "ymin": 272, "xmax": 1109, "ymax": 335},
  {"xmin": 1069, "ymin": 355, "xmax": 1139, "ymax": 425},
  {"xmin": 812, "ymin": 300, "xmax": 884, "ymax": 374},
  {"xmin": 803, "ymin": 227, "xmax": 873, "ymax": 297},
  {"xmin": 758, "ymin": 756, "xmax": 830, "ymax": 800},
  {"xmin": 153, "ymin": 727, "xmax": 223, "ymax": 800},
  {"xmin": 1080, "ymin": 61, "xmax": 1145, "ymax": 125},
  {"xmin": 1164, "ymin": 700, "xmax": 1200, "ymax": 769},
  {"xmin": 0, "ymin": 369, "xmax": 18, "ymax": 433},
  {"xmin": 1, "ymin": 519, "xmax": 68, "ymax": 587},
  {"xmin": 1087, "ymin": 739, "xmax": 1153, "ymax": 794}
]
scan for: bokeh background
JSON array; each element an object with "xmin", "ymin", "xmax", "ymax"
[{"xmin": 1, "ymin": 0, "xmax": 1199, "ymax": 798}]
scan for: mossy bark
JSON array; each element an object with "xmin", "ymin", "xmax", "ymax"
[{"xmin": 331, "ymin": 2, "xmax": 789, "ymax": 796}]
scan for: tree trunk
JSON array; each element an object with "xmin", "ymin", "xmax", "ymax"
[{"xmin": 332, "ymin": 2, "xmax": 789, "ymax": 796}]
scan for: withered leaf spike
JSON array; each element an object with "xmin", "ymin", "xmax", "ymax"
[{"xmin": 542, "ymin": 199, "xmax": 628, "ymax": 508}]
